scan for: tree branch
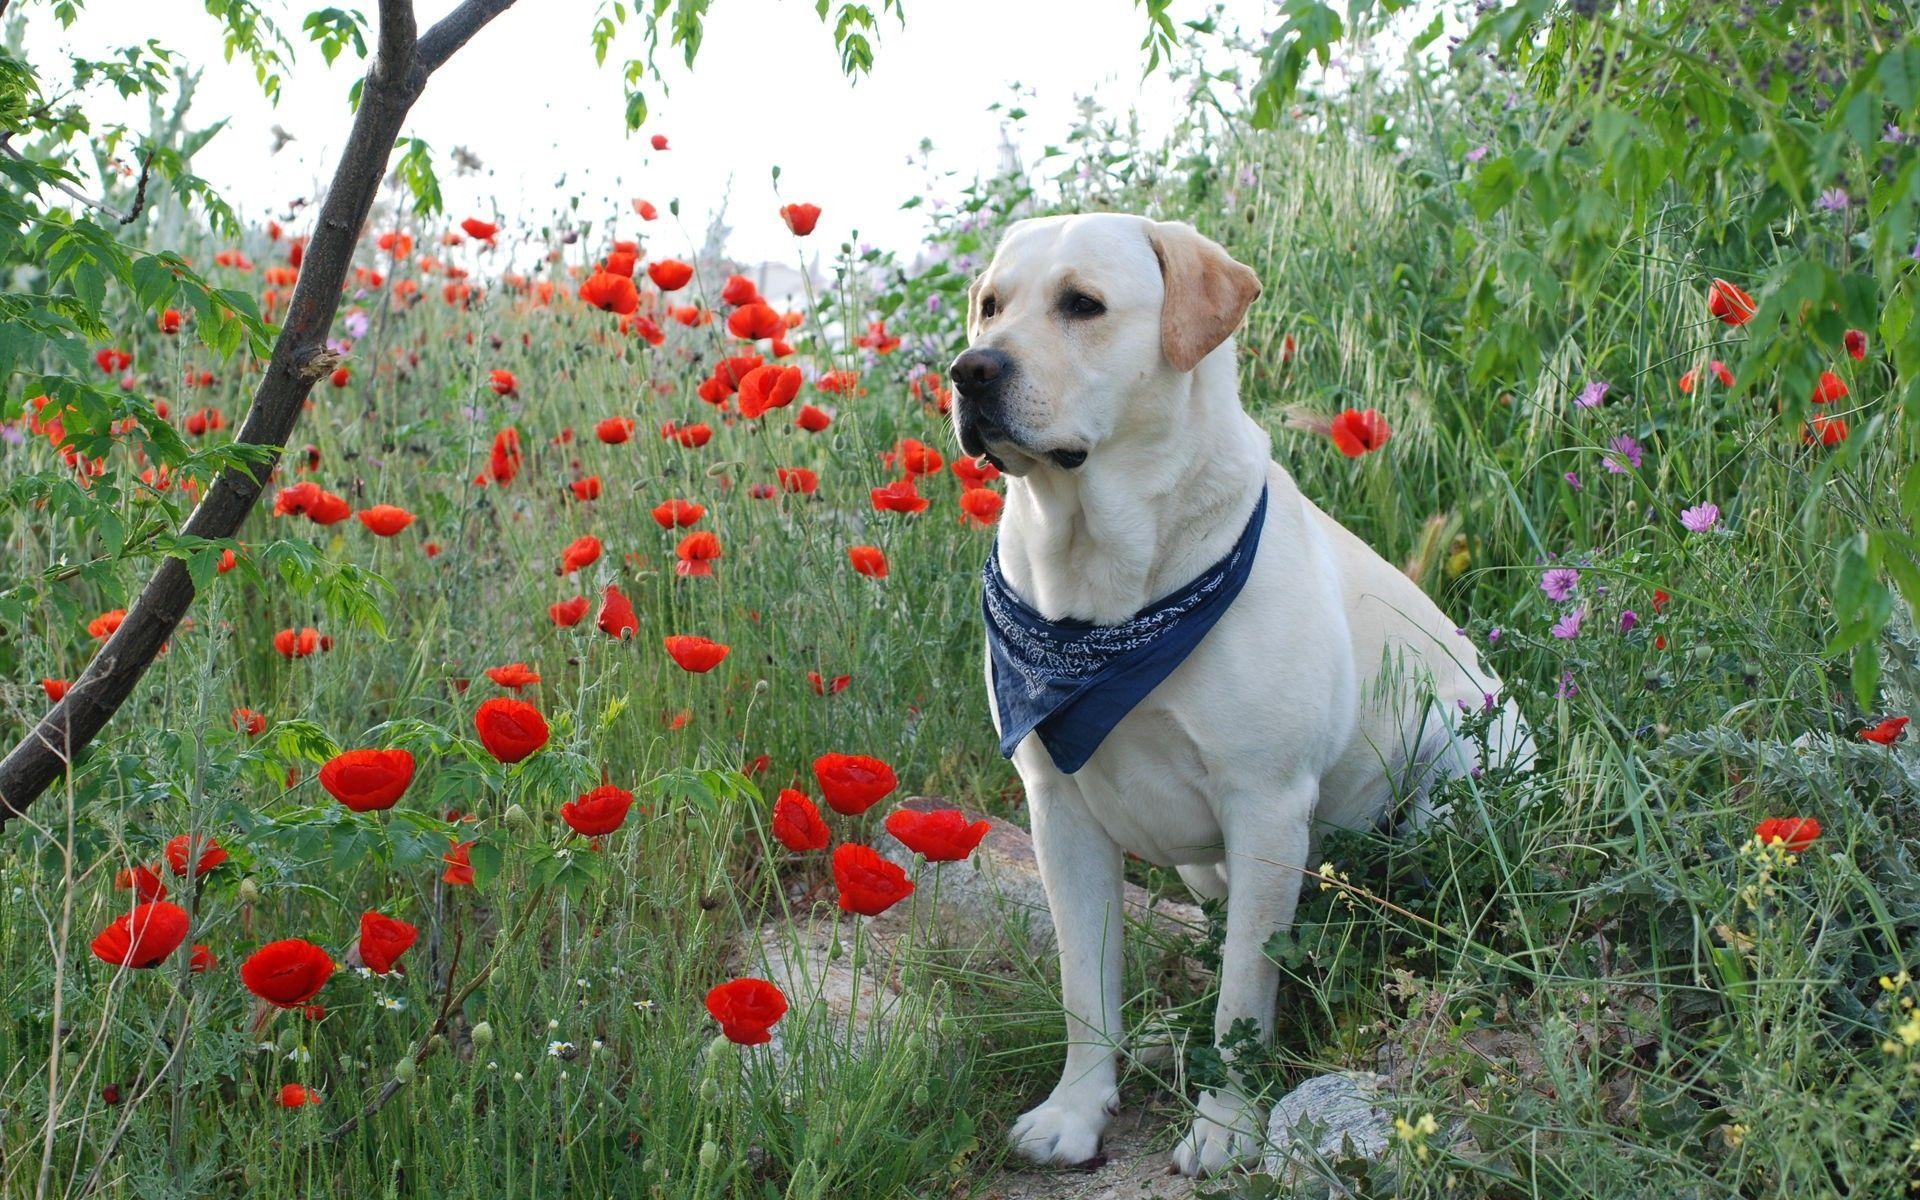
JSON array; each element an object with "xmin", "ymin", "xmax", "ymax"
[{"xmin": 0, "ymin": 0, "xmax": 521, "ymax": 825}]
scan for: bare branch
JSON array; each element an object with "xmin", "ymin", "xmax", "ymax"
[{"xmin": 418, "ymin": 0, "xmax": 519, "ymax": 74}]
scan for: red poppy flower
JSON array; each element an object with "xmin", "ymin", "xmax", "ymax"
[
  {"xmin": 240, "ymin": 938, "xmax": 334, "ymax": 1008},
  {"xmin": 1330, "ymin": 408, "xmax": 1391, "ymax": 457},
  {"xmin": 1678, "ymin": 360, "xmax": 1736, "ymax": 394},
  {"xmin": 676, "ymin": 531, "xmax": 723, "ymax": 577},
  {"xmin": 848, "ymin": 545, "xmax": 888, "ymax": 578},
  {"xmin": 329, "ymin": 366, "xmax": 351, "ymax": 389},
  {"xmin": 737, "ymin": 364, "xmax": 803, "ymax": 417},
  {"xmin": 279, "ymin": 1083, "xmax": 321, "ymax": 1108},
  {"xmin": 486, "ymin": 662, "xmax": 541, "ymax": 690},
  {"xmin": 795, "ymin": 404, "xmax": 832, "ymax": 433},
  {"xmin": 489, "ymin": 368, "xmax": 518, "ymax": 396},
  {"xmin": 580, "ymin": 271, "xmax": 640, "ymax": 315},
  {"xmin": 158, "ymin": 307, "xmax": 183, "ymax": 334},
  {"xmin": 489, "ymin": 427, "xmax": 523, "ymax": 486},
  {"xmin": 1803, "ymin": 416, "xmax": 1849, "ymax": 447},
  {"xmin": 358, "ymin": 911, "xmax": 417, "ymax": 974},
  {"xmin": 190, "ymin": 943, "xmax": 216, "ymax": 973},
  {"xmin": 88, "ymin": 611, "xmax": 125, "ymax": 639},
  {"xmin": 885, "ymin": 807, "xmax": 991, "ymax": 862},
  {"xmin": 706, "ymin": 977, "xmax": 789, "ymax": 1044},
  {"xmin": 952, "ymin": 455, "xmax": 1001, "ymax": 489},
  {"xmin": 562, "ymin": 783, "xmax": 635, "ymax": 837},
  {"xmin": 1861, "ymin": 716, "xmax": 1910, "ymax": 745},
  {"xmin": 116, "ymin": 863, "xmax": 167, "ymax": 902},
  {"xmin": 164, "ymin": 834, "xmax": 227, "ymax": 877},
  {"xmin": 771, "ymin": 789, "xmax": 831, "ymax": 851},
  {"xmin": 891, "ymin": 438, "xmax": 944, "ymax": 477},
  {"xmin": 358, "ymin": 504, "xmax": 416, "ymax": 537},
  {"xmin": 633, "ymin": 198, "xmax": 659, "ymax": 221},
  {"xmin": 91, "ymin": 900, "xmax": 189, "ymax": 969},
  {"xmin": 780, "ymin": 203, "xmax": 821, "ymax": 236},
  {"xmin": 596, "ymin": 415, "xmax": 636, "ymax": 444},
  {"xmin": 598, "ymin": 585, "xmax": 640, "ymax": 639},
  {"xmin": 550, "ymin": 594, "xmax": 591, "ymax": 628},
  {"xmin": 232, "ymin": 707, "xmax": 267, "ymax": 736},
  {"xmin": 959, "ymin": 487, "xmax": 1004, "ymax": 526},
  {"xmin": 871, "ymin": 479, "xmax": 928, "ymax": 514},
  {"xmin": 474, "ymin": 697, "xmax": 550, "ymax": 763},
  {"xmin": 664, "ymin": 421, "xmax": 713, "ymax": 448},
  {"xmin": 808, "ymin": 671, "xmax": 851, "ymax": 695},
  {"xmin": 650, "ymin": 133, "xmax": 670, "ymax": 150},
  {"xmin": 443, "ymin": 839, "xmax": 476, "ymax": 886},
  {"xmin": 1845, "ymin": 329, "xmax": 1868, "ymax": 360},
  {"xmin": 777, "ymin": 467, "xmax": 819, "ymax": 495},
  {"xmin": 652, "ymin": 498, "xmax": 705, "ymax": 528},
  {"xmin": 663, "ymin": 635, "xmax": 730, "ymax": 673},
  {"xmin": 571, "ymin": 475, "xmax": 604, "ymax": 501},
  {"xmin": 832, "ymin": 843, "xmax": 914, "ymax": 916},
  {"xmin": 812, "ymin": 752, "xmax": 898, "ymax": 815},
  {"xmin": 561, "ymin": 534, "xmax": 603, "ymax": 575},
  {"xmin": 41, "ymin": 678, "xmax": 68, "ymax": 702},
  {"xmin": 319, "ymin": 748, "xmax": 417, "ymax": 811},
  {"xmin": 727, "ymin": 302, "xmax": 785, "ymax": 341},
  {"xmin": 1810, "ymin": 370, "xmax": 1848, "ymax": 405},
  {"xmin": 1706, "ymin": 278, "xmax": 1757, "ymax": 326},
  {"xmin": 721, "ymin": 274, "xmax": 761, "ymax": 306},
  {"xmin": 1753, "ymin": 816, "xmax": 1821, "ymax": 852},
  {"xmin": 647, "ymin": 259, "xmax": 694, "ymax": 291}
]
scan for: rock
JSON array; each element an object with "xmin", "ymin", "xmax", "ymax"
[
  {"xmin": 879, "ymin": 796, "xmax": 1207, "ymax": 954},
  {"xmin": 731, "ymin": 915, "xmax": 936, "ymax": 1075},
  {"xmin": 1258, "ymin": 1071, "xmax": 1395, "ymax": 1196}
]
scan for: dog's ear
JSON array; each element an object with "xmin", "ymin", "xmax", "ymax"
[
  {"xmin": 965, "ymin": 272, "xmax": 986, "ymax": 342},
  {"xmin": 1148, "ymin": 222, "xmax": 1262, "ymax": 372}
]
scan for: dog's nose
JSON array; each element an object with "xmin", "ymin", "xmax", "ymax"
[{"xmin": 950, "ymin": 347, "xmax": 1011, "ymax": 396}]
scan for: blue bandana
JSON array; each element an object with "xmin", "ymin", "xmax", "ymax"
[{"xmin": 983, "ymin": 486, "xmax": 1269, "ymax": 774}]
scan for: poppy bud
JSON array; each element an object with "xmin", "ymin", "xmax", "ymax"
[
  {"xmin": 503, "ymin": 803, "xmax": 531, "ymax": 831},
  {"xmin": 237, "ymin": 877, "xmax": 261, "ymax": 903},
  {"xmin": 393, "ymin": 1057, "xmax": 416, "ymax": 1084},
  {"xmin": 699, "ymin": 1142, "xmax": 720, "ymax": 1170},
  {"xmin": 278, "ymin": 1027, "xmax": 303, "ymax": 1052},
  {"xmin": 471, "ymin": 1021, "xmax": 494, "ymax": 1048}
]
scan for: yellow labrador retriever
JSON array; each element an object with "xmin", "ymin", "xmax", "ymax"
[{"xmin": 948, "ymin": 214, "xmax": 1530, "ymax": 1176}]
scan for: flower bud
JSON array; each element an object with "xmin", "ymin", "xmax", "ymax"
[{"xmin": 471, "ymin": 1020, "xmax": 494, "ymax": 1049}]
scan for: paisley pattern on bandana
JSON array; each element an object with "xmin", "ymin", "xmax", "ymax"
[{"xmin": 982, "ymin": 487, "xmax": 1268, "ymax": 773}]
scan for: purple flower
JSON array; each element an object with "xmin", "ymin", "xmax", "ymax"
[
  {"xmin": 343, "ymin": 309, "xmax": 371, "ymax": 338},
  {"xmin": 1679, "ymin": 503, "xmax": 1721, "ymax": 533},
  {"xmin": 1602, "ymin": 434, "xmax": 1643, "ymax": 474},
  {"xmin": 1555, "ymin": 670, "xmax": 1579, "ymax": 699},
  {"xmin": 1487, "ymin": 627, "xmax": 1503, "ymax": 644},
  {"xmin": 1465, "ymin": 144, "xmax": 1490, "ymax": 163},
  {"xmin": 925, "ymin": 294, "xmax": 944, "ymax": 313},
  {"xmin": 1551, "ymin": 607, "xmax": 1585, "ymax": 640},
  {"xmin": 1816, "ymin": 187, "xmax": 1852, "ymax": 212},
  {"xmin": 1576, "ymin": 380, "xmax": 1609, "ymax": 408},
  {"xmin": 1619, "ymin": 609, "xmax": 1638, "ymax": 633},
  {"xmin": 1541, "ymin": 567, "xmax": 1580, "ymax": 602},
  {"xmin": 1564, "ymin": 471, "xmax": 1582, "ymax": 491},
  {"xmin": 1238, "ymin": 165, "xmax": 1258, "ymax": 187}
]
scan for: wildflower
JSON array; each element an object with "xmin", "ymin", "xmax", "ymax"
[
  {"xmin": 1329, "ymin": 408, "xmax": 1391, "ymax": 456},
  {"xmin": 486, "ymin": 663, "xmax": 541, "ymax": 690},
  {"xmin": 848, "ymin": 545, "xmax": 888, "ymax": 578},
  {"xmin": 813, "ymin": 752, "xmax": 898, "ymax": 815},
  {"xmin": 1679, "ymin": 360, "xmax": 1735, "ymax": 393},
  {"xmin": 737, "ymin": 364, "xmax": 803, "ymax": 417},
  {"xmin": 550, "ymin": 595, "xmax": 591, "ymax": 628},
  {"xmin": 1550, "ymin": 607, "xmax": 1585, "ymax": 640},
  {"xmin": 357, "ymin": 504, "xmax": 416, "ymax": 537},
  {"xmin": 795, "ymin": 404, "xmax": 833, "ymax": 433},
  {"xmin": 952, "ymin": 455, "xmax": 1001, "ymax": 489},
  {"xmin": 885, "ymin": 808, "xmax": 992, "ymax": 862},
  {"xmin": 560, "ymin": 534, "xmax": 603, "ymax": 575},
  {"xmin": 1679, "ymin": 503, "xmax": 1720, "ymax": 533},
  {"xmin": 959, "ymin": 487, "xmax": 1004, "ymax": 526},
  {"xmin": 1861, "ymin": 716, "xmax": 1910, "ymax": 745},
  {"xmin": 776, "ymin": 467, "xmax": 819, "ymax": 495},
  {"xmin": 1846, "ymin": 329, "xmax": 1868, "ymax": 360},
  {"xmin": 771, "ymin": 790, "xmax": 831, "ymax": 852},
  {"xmin": 780, "ymin": 203, "xmax": 822, "ymax": 236},
  {"xmin": 358, "ymin": 912, "xmax": 417, "ymax": 975},
  {"xmin": 1706, "ymin": 279, "xmax": 1757, "ymax": 326},
  {"xmin": 240, "ymin": 939, "xmax": 334, "ymax": 1008},
  {"xmin": 1539, "ymin": 567, "xmax": 1579, "ymax": 603},
  {"xmin": 489, "ymin": 368, "xmax": 517, "ymax": 396},
  {"xmin": 279, "ymin": 1084, "xmax": 321, "ymax": 1108},
  {"xmin": 443, "ymin": 840, "xmax": 476, "ymax": 886},
  {"xmin": 562, "ymin": 784, "xmax": 636, "ymax": 837},
  {"xmin": 871, "ymin": 478, "xmax": 929, "ymax": 514},
  {"xmin": 706, "ymin": 978, "xmax": 789, "ymax": 1044},
  {"xmin": 675, "ymin": 531, "xmax": 723, "ymax": 577},
  {"xmin": 116, "ymin": 864, "xmax": 167, "ymax": 902},
  {"xmin": 474, "ymin": 697, "xmax": 550, "ymax": 763},
  {"xmin": 647, "ymin": 259, "xmax": 694, "ymax": 291},
  {"xmin": 652, "ymin": 498, "xmax": 705, "ymax": 528},
  {"xmin": 90, "ymin": 901, "xmax": 190, "ymax": 969},
  {"xmin": 319, "ymin": 748, "xmax": 417, "ymax": 811},
  {"xmin": 596, "ymin": 416, "xmax": 636, "ymax": 444},
  {"xmin": 164, "ymin": 834, "xmax": 227, "ymax": 877},
  {"xmin": 597, "ymin": 585, "xmax": 640, "ymax": 639},
  {"xmin": 1816, "ymin": 187, "xmax": 1851, "ymax": 212},
  {"xmin": 1619, "ymin": 609, "xmax": 1638, "ymax": 633},
  {"xmin": 1576, "ymin": 380, "xmax": 1608, "ymax": 408},
  {"xmin": 579, "ymin": 271, "xmax": 640, "ymax": 314},
  {"xmin": 1602, "ymin": 435, "xmax": 1642, "ymax": 474},
  {"xmin": 832, "ymin": 843, "xmax": 915, "ymax": 916},
  {"xmin": 1754, "ymin": 817, "xmax": 1821, "ymax": 852},
  {"xmin": 1811, "ymin": 370, "xmax": 1848, "ymax": 405},
  {"xmin": 1804, "ymin": 416, "xmax": 1849, "ymax": 447},
  {"xmin": 663, "ymin": 635, "xmax": 730, "ymax": 673},
  {"xmin": 570, "ymin": 475, "xmax": 604, "ymax": 501}
]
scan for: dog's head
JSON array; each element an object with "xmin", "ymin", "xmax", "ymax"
[{"xmin": 948, "ymin": 214, "xmax": 1261, "ymax": 476}]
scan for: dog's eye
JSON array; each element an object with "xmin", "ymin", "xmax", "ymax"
[
  {"xmin": 1063, "ymin": 292, "xmax": 1104, "ymax": 318},
  {"xmin": 979, "ymin": 295, "xmax": 998, "ymax": 321}
]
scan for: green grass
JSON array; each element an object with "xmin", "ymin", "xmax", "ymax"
[{"xmin": 6, "ymin": 32, "xmax": 1920, "ymax": 1200}]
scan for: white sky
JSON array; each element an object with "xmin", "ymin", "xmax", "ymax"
[{"xmin": 34, "ymin": 0, "xmax": 1274, "ymax": 266}]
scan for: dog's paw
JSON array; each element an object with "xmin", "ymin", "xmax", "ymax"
[
  {"xmin": 1171, "ymin": 1089, "xmax": 1263, "ymax": 1177},
  {"xmin": 1008, "ymin": 1086, "xmax": 1118, "ymax": 1167}
]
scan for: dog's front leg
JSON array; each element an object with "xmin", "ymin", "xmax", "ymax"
[
  {"xmin": 1009, "ymin": 781, "xmax": 1125, "ymax": 1167},
  {"xmin": 1172, "ymin": 793, "xmax": 1312, "ymax": 1177}
]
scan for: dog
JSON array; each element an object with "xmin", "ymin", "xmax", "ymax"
[{"xmin": 947, "ymin": 213, "xmax": 1531, "ymax": 1176}]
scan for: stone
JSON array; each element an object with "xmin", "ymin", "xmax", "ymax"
[
  {"xmin": 731, "ymin": 914, "xmax": 935, "ymax": 1073},
  {"xmin": 1258, "ymin": 1071, "xmax": 1395, "ymax": 1196}
]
